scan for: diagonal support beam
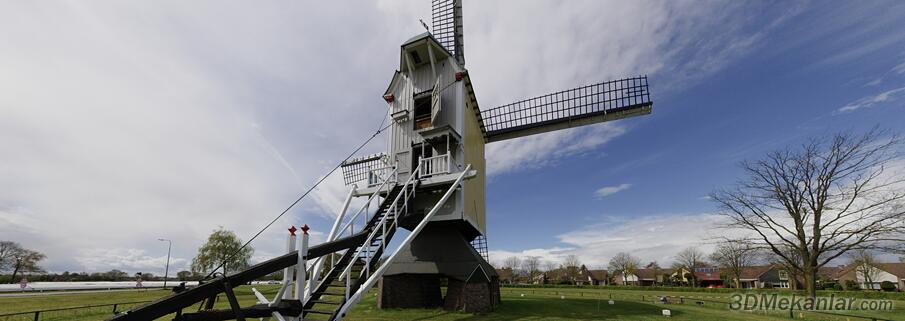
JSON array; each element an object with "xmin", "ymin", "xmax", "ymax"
[{"xmin": 222, "ymin": 279, "xmax": 245, "ymax": 321}]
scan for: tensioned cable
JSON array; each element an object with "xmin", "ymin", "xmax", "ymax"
[
  {"xmin": 204, "ymin": 78, "xmax": 456, "ymax": 280},
  {"xmin": 203, "ymin": 116, "xmax": 392, "ymax": 281}
]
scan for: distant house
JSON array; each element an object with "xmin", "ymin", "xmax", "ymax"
[
  {"xmin": 588, "ymin": 269, "xmax": 609, "ymax": 286},
  {"xmin": 838, "ymin": 263, "xmax": 905, "ymax": 290},
  {"xmin": 692, "ymin": 266, "xmax": 723, "ymax": 288},
  {"xmin": 737, "ymin": 265, "xmax": 795, "ymax": 289},
  {"xmin": 533, "ymin": 266, "xmax": 608, "ymax": 285},
  {"xmin": 575, "ymin": 267, "xmax": 608, "ymax": 285},
  {"xmin": 612, "ymin": 268, "xmax": 670, "ymax": 286},
  {"xmin": 496, "ymin": 268, "xmax": 516, "ymax": 285},
  {"xmin": 738, "ymin": 265, "xmax": 774, "ymax": 288}
]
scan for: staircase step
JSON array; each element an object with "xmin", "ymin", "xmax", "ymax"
[
  {"xmin": 320, "ymin": 291, "xmax": 345, "ymax": 296},
  {"xmin": 306, "ymin": 309, "xmax": 335, "ymax": 315},
  {"xmin": 309, "ymin": 300, "xmax": 341, "ymax": 305}
]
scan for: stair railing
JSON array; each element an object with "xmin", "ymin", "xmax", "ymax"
[
  {"xmin": 334, "ymin": 164, "xmax": 472, "ymax": 321},
  {"xmin": 302, "ymin": 165, "xmax": 399, "ymax": 302},
  {"xmin": 334, "ymin": 164, "xmax": 399, "ymax": 239},
  {"xmin": 336, "ymin": 162, "xmax": 423, "ymax": 301}
]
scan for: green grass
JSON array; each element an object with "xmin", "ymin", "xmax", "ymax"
[{"xmin": 1, "ymin": 285, "xmax": 903, "ymax": 320}]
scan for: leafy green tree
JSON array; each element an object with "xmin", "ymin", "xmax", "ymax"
[
  {"xmin": 105, "ymin": 269, "xmax": 128, "ymax": 281},
  {"xmin": 176, "ymin": 270, "xmax": 192, "ymax": 281},
  {"xmin": 1, "ymin": 241, "xmax": 46, "ymax": 283},
  {"xmin": 191, "ymin": 228, "xmax": 253, "ymax": 276}
]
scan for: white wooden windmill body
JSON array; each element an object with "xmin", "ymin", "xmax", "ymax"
[{"xmin": 108, "ymin": 1, "xmax": 652, "ymax": 320}]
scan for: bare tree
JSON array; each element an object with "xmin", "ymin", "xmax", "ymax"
[
  {"xmin": 712, "ymin": 129, "xmax": 905, "ymax": 298},
  {"xmin": 710, "ymin": 239, "xmax": 760, "ymax": 288},
  {"xmin": 543, "ymin": 261, "xmax": 557, "ymax": 273},
  {"xmin": 562, "ymin": 254, "xmax": 581, "ymax": 282},
  {"xmin": 645, "ymin": 261, "xmax": 662, "ymax": 285},
  {"xmin": 608, "ymin": 252, "xmax": 640, "ymax": 286},
  {"xmin": 502, "ymin": 256, "xmax": 522, "ymax": 277},
  {"xmin": 522, "ymin": 256, "xmax": 541, "ymax": 282},
  {"xmin": 674, "ymin": 247, "xmax": 706, "ymax": 287},
  {"xmin": 848, "ymin": 249, "xmax": 881, "ymax": 290}
]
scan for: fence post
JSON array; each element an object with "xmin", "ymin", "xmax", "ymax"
[{"xmin": 33, "ymin": 311, "xmax": 39, "ymax": 321}]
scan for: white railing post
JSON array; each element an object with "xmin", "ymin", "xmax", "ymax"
[
  {"xmin": 272, "ymin": 226, "xmax": 297, "ymax": 305},
  {"xmin": 296, "ymin": 225, "xmax": 309, "ymax": 302}
]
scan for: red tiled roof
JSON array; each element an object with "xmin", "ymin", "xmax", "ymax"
[
  {"xmin": 739, "ymin": 266, "xmax": 773, "ymax": 280},
  {"xmin": 876, "ymin": 263, "xmax": 905, "ymax": 278},
  {"xmin": 817, "ymin": 266, "xmax": 845, "ymax": 279},
  {"xmin": 588, "ymin": 269, "xmax": 608, "ymax": 280}
]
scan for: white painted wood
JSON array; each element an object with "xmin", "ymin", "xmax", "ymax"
[
  {"xmin": 334, "ymin": 165, "xmax": 472, "ymax": 321},
  {"xmin": 431, "ymin": 77, "xmax": 441, "ymax": 125}
]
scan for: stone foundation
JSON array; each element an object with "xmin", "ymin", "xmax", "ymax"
[
  {"xmin": 377, "ymin": 274, "xmax": 442, "ymax": 309},
  {"xmin": 443, "ymin": 278, "xmax": 501, "ymax": 313}
]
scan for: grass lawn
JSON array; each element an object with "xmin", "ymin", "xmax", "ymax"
[{"xmin": 0, "ymin": 286, "xmax": 902, "ymax": 320}]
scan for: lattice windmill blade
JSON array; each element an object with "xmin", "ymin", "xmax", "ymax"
[
  {"xmin": 432, "ymin": 0, "xmax": 464, "ymax": 65},
  {"xmin": 479, "ymin": 76, "xmax": 653, "ymax": 143}
]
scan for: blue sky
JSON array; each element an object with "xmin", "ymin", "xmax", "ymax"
[{"xmin": 1, "ymin": 1, "xmax": 904, "ymax": 274}]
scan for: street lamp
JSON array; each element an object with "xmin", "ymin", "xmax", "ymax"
[{"xmin": 157, "ymin": 238, "xmax": 172, "ymax": 289}]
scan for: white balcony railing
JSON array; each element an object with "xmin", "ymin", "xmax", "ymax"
[
  {"xmin": 420, "ymin": 154, "xmax": 450, "ymax": 177},
  {"xmin": 367, "ymin": 166, "xmax": 397, "ymax": 187}
]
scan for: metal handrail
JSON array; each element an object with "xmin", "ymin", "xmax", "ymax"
[
  {"xmin": 337, "ymin": 163, "xmax": 423, "ymax": 296},
  {"xmin": 335, "ymin": 166, "xmax": 399, "ymax": 238},
  {"xmin": 334, "ymin": 164, "xmax": 472, "ymax": 320}
]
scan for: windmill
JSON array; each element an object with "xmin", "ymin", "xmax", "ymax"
[{"xmin": 109, "ymin": 1, "xmax": 651, "ymax": 320}]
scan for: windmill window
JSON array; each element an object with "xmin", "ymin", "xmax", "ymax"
[{"xmin": 413, "ymin": 94, "xmax": 432, "ymax": 130}]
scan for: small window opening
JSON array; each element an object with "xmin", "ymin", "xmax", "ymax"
[{"xmin": 413, "ymin": 94, "xmax": 432, "ymax": 130}]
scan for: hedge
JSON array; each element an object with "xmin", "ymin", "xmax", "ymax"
[{"xmin": 499, "ymin": 284, "xmax": 905, "ymax": 300}]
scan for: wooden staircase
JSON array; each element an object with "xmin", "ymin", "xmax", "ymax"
[{"xmin": 303, "ymin": 181, "xmax": 413, "ymax": 320}]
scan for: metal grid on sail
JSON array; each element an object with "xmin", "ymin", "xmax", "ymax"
[
  {"xmin": 431, "ymin": 0, "xmax": 464, "ymax": 65},
  {"xmin": 340, "ymin": 154, "xmax": 387, "ymax": 185},
  {"xmin": 480, "ymin": 76, "xmax": 651, "ymax": 140},
  {"xmin": 470, "ymin": 235, "xmax": 489, "ymax": 261}
]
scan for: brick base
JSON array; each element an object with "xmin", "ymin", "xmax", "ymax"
[
  {"xmin": 377, "ymin": 274, "xmax": 443, "ymax": 309},
  {"xmin": 443, "ymin": 278, "xmax": 501, "ymax": 313}
]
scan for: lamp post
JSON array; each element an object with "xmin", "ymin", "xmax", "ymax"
[{"xmin": 157, "ymin": 238, "xmax": 172, "ymax": 289}]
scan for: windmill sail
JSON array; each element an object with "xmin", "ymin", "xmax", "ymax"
[
  {"xmin": 480, "ymin": 76, "xmax": 652, "ymax": 143},
  {"xmin": 432, "ymin": 0, "xmax": 464, "ymax": 65}
]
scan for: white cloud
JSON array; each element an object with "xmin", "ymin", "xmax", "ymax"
[
  {"xmin": 0, "ymin": 1, "xmax": 803, "ymax": 273},
  {"xmin": 490, "ymin": 213, "xmax": 729, "ymax": 269},
  {"xmin": 486, "ymin": 124, "xmax": 626, "ymax": 176},
  {"xmin": 594, "ymin": 183, "xmax": 633, "ymax": 198},
  {"xmin": 75, "ymin": 248, "xmax": 187, "ymax": 275},
  {"xmin": 894, "ymin": 59, "xmax": 905, "ymax": 75},
  {"xmin": 473, "ymin": 1, "xmax": 800, "ymax": 175},
  {"xmin": 836, "ymin": 86, "xmax": 905, "ymax": 113}
]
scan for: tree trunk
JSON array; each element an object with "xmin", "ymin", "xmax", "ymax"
[
  {"xmin": 10, "ymin": 262, "xmax": 21, "ymax": 284},
  {"xmin": 803, "ymin": 267, "xmax": 817, "ymax": 300}
]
